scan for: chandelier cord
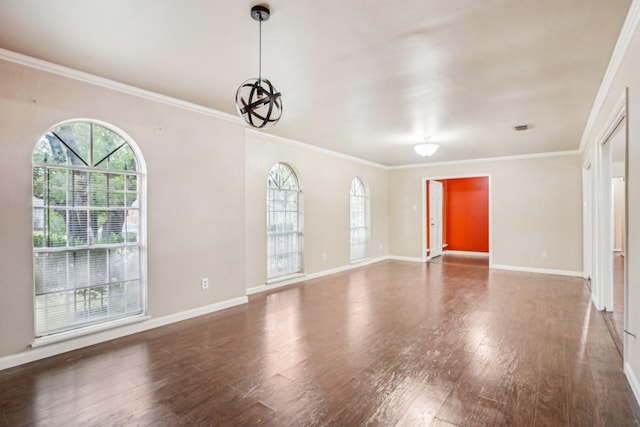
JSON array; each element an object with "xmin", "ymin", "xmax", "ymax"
[{"xmin": 258, "ymin": 17, "xmax": 262, "ymax": 81}]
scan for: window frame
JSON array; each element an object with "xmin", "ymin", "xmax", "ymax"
[
  {"xmin": 266, "ymin": 162, "xmax": 303, "ymax": 281},
  {"xmin": 31, "ymin": 119, "xmax": 147, "ymax": 340},
  {"xmin": 350, "ymin": 177, "xmax": 368, "ymax": 261}
]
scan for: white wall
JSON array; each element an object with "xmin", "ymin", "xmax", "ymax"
[
  {"xmin": 0, "ymin": 56, "xmax": 390, "ymax": 363},
  {"xmin": 388, "ymin": 154, "xmax": 584, "ymax": 274},
  {"xmin": 581, "ymin": 1, "xmax": 640, "ymax": 403},
  {"xmin": 0, "ymin": 58, "xmax": 247, "ymax": 359},
  {"xmin": 245, "ymin": 132, "xmax": 388, "ymax": 289}
]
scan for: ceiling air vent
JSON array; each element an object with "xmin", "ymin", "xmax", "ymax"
[{"xmin": 513, "ymin": 124, "xmax": 529, "ymax": 131}]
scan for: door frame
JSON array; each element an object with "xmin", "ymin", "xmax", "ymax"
[
  {"xmin": 421, "ymin": 174, "xmax": 492, "ymax": 264},
  {"xmin": 429, "ymin": 180, "xmax": 444, "ymax": 258},
  {"xmin": 593, "ymin": 93, "xmax": 626, "ymax": 312},
  {"xmin": 582, "ymin": 160, "xmax": 593, "ymax": 284}
]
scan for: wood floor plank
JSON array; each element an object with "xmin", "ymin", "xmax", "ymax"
[{"xmin": 0, "ymin": 258, "xmax": 639, "ymax": 426}]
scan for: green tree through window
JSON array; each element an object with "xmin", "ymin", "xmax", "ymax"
[{"xmin": 32, "ymin": 120, "xmax": 145, "ymax": 337}]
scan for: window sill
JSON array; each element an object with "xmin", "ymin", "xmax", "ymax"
[
  {"xmin": 350, "ymin": 257, "xmax": 370, "ymax": 265},
  {"xmin": 266, "ymin": 272, "xmax": 305, "ymax": 285},
  {"xmin": 32, "ymin": 314, "xmax": 150, "ymax": 348}
]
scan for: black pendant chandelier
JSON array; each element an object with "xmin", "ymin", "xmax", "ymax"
[{"xmin": 235, "ymin": 5, "xmax": 283, "ymax": 129}]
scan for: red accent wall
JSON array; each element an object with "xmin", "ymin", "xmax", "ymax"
[
  {"xmin": 425, "ymin": 177, "xmax": 489, "ymax": 253},
  {"xmin": 445, "ymin": 177, "xmax": 489, "ymax": 252}
]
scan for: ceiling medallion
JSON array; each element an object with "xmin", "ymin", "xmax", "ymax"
[{"xmin": 235, "ymin": 5, "xmax": 283, "ymax": 129}]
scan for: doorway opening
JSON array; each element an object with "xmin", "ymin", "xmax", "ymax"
[
  {"xmin": 593, "ymin": 92, "xmax": 627, "ymax": 357},
  {"xmin": 605, "ymin": 119, "xmax": 626, "ymax": 354},
  {"xmin": 422, "ymin": 175, "xmax": 491, "ymax": 266}
]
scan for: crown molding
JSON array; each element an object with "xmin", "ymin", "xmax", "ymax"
[
  {"xmin": 0, "ymin": 48, "xmax": 242, "ymax": 125},
  {"xmin": 0, "ymin": 47, "xmax": 610, "ymax": 169},
  {"xmin": 245, "ymin": 129, "xmax": 389, "ymax": 170},
  {"xmin": 579, "ymin": 0, "xmax": 640, "ymax": 153},
  {"xmin": 388, "ymin": 150, "xmax": 581, "ymax": 170}
]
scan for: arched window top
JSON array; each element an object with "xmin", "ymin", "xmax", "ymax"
[
  {"xmin": 33, "ymin": 121, "xmax": 139, "ymax": 172},
  {"xmin": 351, "ymin": 177, "xmax": 365, "ymax": 197},
  {"xmin": 267, "ymin": 163, "xmax": 299, "ymax": 191}
]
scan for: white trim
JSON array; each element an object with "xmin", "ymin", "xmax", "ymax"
[
  {"xmin": 594, "ymin": 93, "xmax": 626, "ymax": 150},
  {"xmin": 387, "ymin": 255, "xmax": 426, "ymax": 263},
  {"xmin": 490, "ymin": 264, "xmax": 583, "ymax": 278},
  {"xmin": 0, "ymin": 48, "xmax": 241, "ymax": 125},
  {"xmin": 266, "ymin": 272, "xmax": 305, "ymax": 285},
  {"xmin": 579, "ymin": 0, "xmax": 640, "ymax": 153},
  {"xmin": 0, "ymin": 296, "xmax": 248, "ymax": 371},
  {"xmin": 389, "ymin": 150, "xmax": 580, "ymax": 170},
  {"xmin": 625, "ymin": 362, "xmax": 640, "ymax": 407},
  {"xmin": 248, "ymin": 256, "xmax": 388, "ymax": 295},
  {"xmin": 350, "ymin": 257, "xmax": 371, "ymax": 265},
  {"xmin": 246, "ymin": 129, "xmax": 388, "ymax": 170},
  {"xmin": 444, "ymin": 250, "xmax": 489, "ymax": 257},
  {"xmin": 32, "ymin": 314, "xmax": 150, "ymax": 348}
]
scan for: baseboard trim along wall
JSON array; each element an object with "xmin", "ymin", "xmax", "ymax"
[
  {"xmin": 0, "ymin": 296, "xmax": 248, "ymax": 372},
  {"xmin": 625, "ymin": 362, "xmax": 640, "ymax": 406},
  {"xmin": 490, "ymin": 264, "xmax": 583, "ymax": 278},
  {"xmin": 387, "ymin": 255, "xmax": 426, "ymax": 263},
  {"xmin": 443, "ymin": 250, "xmax": 489, "ymax": 257},
  {"xmin": 247, "ymin": 256, "xmax": 388, "ymax": 295}
]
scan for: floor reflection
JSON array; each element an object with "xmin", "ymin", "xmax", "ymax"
[{"xmin": 2, "ymin": 260, "xmax": 639, "ymax": 425}]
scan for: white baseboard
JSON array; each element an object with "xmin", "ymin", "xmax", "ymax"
[
  {"xmin": 387, "ymin": 255, "xmax": 426, "ymax": 263},
  {"xmin": 490, "ymin": 264, "xmax": 583, "ymax": 278},
  {"xmin": 625, "ymin": 362, "xmax": 640, "ymax": 407},
  {"xmin": 247, "ymin": 256, "xmax": 388, "ymax": 295},
  {"xmin": 443, "ymin": 250, "xmax": 489, "ymax": 257},
  {"xmin": 0, "ymin": 296, "xmax": 248, "ymax": 371}
]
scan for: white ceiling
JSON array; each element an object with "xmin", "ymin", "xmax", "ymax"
[{"xmin": 0, "ymin": 0, "xmax": 631, "ymax": 166}]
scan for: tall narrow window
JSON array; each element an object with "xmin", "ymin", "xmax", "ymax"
[
  {"xmin": 32, "ymin": 120, "xmax": 145, "ymax": 337},
  {"xmin": 266, "ymin": 163, "xmax": 302, "ymax": 280},
  {"xmin": 350, "ymin": 177, "xmax": 367, "ymax": 260}
]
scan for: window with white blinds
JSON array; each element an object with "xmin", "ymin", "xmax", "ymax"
[
  {"xmin": 266, "ymin": 163, "xmax": 302, "ymax": 280},
  {"xmin": 32, "ymin": 121, "xmax": 145, "ymax": 337},
  {"xmin": 350, "ymin": 177, "xmax": 368, "ymax": 261}
]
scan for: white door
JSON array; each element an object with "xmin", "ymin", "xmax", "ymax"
[{"xmin": 429, "ymin": 180, "xmax": 443, "ymax": 258}]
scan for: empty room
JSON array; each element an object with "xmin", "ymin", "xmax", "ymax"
[{"xmin": 1, "ymin": 1, "xmax": 640, "ymax": 425}]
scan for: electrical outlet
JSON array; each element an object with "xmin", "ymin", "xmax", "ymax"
[
  {"xmin": 201, "ymin": 277, "xmax": 209, "ymax": 290},
  {"xmin": 379, "ymin": 243, "xmax": 383, "ymax": 250},
  {"xmin": 322, "ymin": 252, "xmax": 327, "ymax": 261},
  {"xmin": 541, "ymin": 251, "xmax": 547, "ymax": 259}
]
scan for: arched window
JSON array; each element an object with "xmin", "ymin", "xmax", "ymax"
[
  {"xmin": 32, "ymin": 120, "xmax": 145, "ymax": 337},
  {"xmin": 266, "ymin": 163, "xmax": 302, "ymax": 279},
  {"xmin": 350, "ymin": 177, "xmax": 367, "ymax": 260}
]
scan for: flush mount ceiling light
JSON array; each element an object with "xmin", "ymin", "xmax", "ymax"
[
  {"xmin": 414, "ymin": 142, "xmax": 440, "ymax": 157},
  {"xmin": 235, "ymin": 5, "xmax": 283, "ymax": 129}
]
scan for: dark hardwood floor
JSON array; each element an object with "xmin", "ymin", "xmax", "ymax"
[
  {"xmin": 1, "ymin": 260, "xmax": 639, "ymax": 426},
  {"xmin": 613, "ymin": 252, "xmax": 625, "ymax": 343}
]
